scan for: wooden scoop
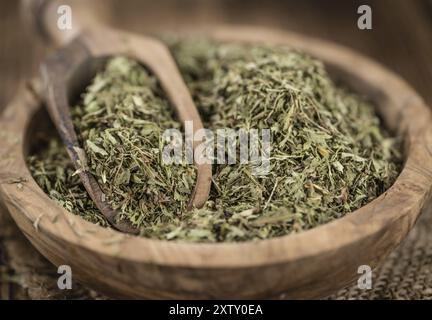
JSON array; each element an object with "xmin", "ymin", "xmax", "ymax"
[{"xmin": 25, "ymin": 1, "xmax": 212, "ymax": 234}]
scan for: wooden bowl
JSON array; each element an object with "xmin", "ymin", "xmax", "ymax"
[{"xmin": 1, "ymin": 26, "xmax": 432, "ymax": 299}]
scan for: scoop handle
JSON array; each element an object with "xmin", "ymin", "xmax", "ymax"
[
  {"xmin": 41, "ymin": 29, "xmax": 212, "ymax": 233},
  {"xmin": 77, "ymin": 28, "xmax": 212, "ymax": 209}
]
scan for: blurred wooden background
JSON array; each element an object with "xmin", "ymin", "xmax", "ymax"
[
  {"xmin": 1, "ymin": 0, "xmax": 431, "ymax": 109},
  {"xmin": 0, "ymin": 0, "xmax": 431, "ymax": 299}
]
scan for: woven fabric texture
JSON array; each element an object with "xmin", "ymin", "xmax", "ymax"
[{"xmin": 1, "ymin": 201, "xmax": 432, "ymax": 300}]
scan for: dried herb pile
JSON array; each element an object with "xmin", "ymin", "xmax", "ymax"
[
  {"xmin": 28, "ymin": 38, "xmax": 402, "ymax": 242},
  {"xmin": 30, "ymin": 57, "xmax": 196, "ymax": 228}
]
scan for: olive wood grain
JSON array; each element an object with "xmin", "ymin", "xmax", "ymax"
[{"xmin": 1, "ymin": 26, "xmax": 432, "ymax": 299}]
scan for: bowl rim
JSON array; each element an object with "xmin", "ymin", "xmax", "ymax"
[{"xmin": 1, "ymin": 25, "xmax": 432, "ymax": 269}]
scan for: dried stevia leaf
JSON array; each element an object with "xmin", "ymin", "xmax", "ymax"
[
  {"xmin": 86, "ymin": 140, "xmax": 108, "ymax": 156},
  {"xmin": 27, "ymin": 39, "xmax": 402, "ymax": 243}
]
